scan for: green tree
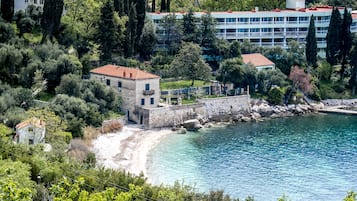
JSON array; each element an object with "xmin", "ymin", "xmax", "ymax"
[
  {"xmin": 0, "ymin": 21, "xmax": 16, "ymax": 43},
  {"xmin": 171, "ymin": 42, "xmax": 212, "ymax": 86},
  {"xmin": 125, "ymin": 2, "xmax": 138, "ymax": 57},
  {"xmin": 182, "ymin": 10, "xmax": 198, "ymax": 43},
  {"xmin": 136, "ymin": 0, "xmax": 146, "ymax": 50},
  {"xmin": 350, "ymin": 41, "xmax": 357, "ymax": 95},
  {"xmin": 268, "ymin": 87, "xmax": 284, "ymax": 105},
  {"xmin": 160, "ymin": 0, "xmax": 166, "ymax": 12},
  {"xmin": 217, "ymin": 58, "xmax": 244, "ymax": 88},
  {"xmin": 343, "ymin": 191, "xmax": 356, "ymax": 201},
  {"xmin": 0, "ymin": 44, "xmax": 23, "ymax": 85},
  {"xmin": 1, "ymin": 0, "xmax": 14, "ymax": 22},
  {"xmin": 55, "ymin": 74, "xmax": 82, "ymax": 97},
  {"xmin": 326, "ymin": 7, "xmax": 342, "ymax": 65},
  {"xmin": 228, "ymin": 41, "xmax": 241, "ymax": 59},
  {"xmin": 98, "ymin": 0, "xmax": 117, "ymax": 63},
  {"xmin": 199, "ymin": 13, "xmax": 218, "ymax": 63},
  {"xmin": 339, "ymin": 7, "xmax": 353, "ymax": 80},
  {"xmin": 138, "ymin": 20, "xmax": 157, "ymax": 60},
  {"xmin": 41, "ymin": 0, "xmax": 64, "ymax": 42},
  {"xmin": 161, "ymin": 14, "xmax": 182, "ymax": 55},
  {"xmin": 317, "ymin": 60, "xmax": 333, "ymax": 81},
  {"xmin": 31, "ymin": 69, "xmax": 47, "ymax": 97},
  {"xmin": 305, "ymin": 15, "xmax": 317, "ymax": 71}
]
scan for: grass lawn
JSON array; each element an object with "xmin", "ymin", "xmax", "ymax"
[{"xmin": 160, "ymin": 80, "xmax": 210, "ymax": 90}]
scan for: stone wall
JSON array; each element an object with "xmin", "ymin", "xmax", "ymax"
[
  {"xmin": 199, "ymin": 95, "xmax": 250, "ymax": 118},
  {"xmin": 322, "ymin": 99, "xmax": 357, "ymax": 106},
  {"xmin": 137, "ymin": 103, "xmax": 206, "ymax": 128},
  {"xmin": 137, "ymin": 95, "xmax": 251, "ymax": 128}
]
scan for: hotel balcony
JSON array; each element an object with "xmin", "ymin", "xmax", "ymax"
[{"xmin": 143, "ymin": 90, "xmax": 155, "ymax": 96}]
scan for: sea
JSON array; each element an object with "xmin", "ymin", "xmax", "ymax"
[{"xmin": 147, "ymin": 114, "xmax": 357, "ymax": 201}]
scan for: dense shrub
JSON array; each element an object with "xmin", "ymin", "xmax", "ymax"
[{"xmin": 267, "ymin": 87, "xmax": 283, "ymax": 105}]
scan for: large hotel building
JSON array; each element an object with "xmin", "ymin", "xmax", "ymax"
[{"xmin": 147, "ymin": 0, "xmax": 357, "ymax": 55}]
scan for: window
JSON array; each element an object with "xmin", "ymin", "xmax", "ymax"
[
  {"xmin": 262, "ymin": 17, "xmax": 272, "ymax": 22},
  {"xmin": 287, "ymin": 17, "xmax": 297, "ymax": 22},
  {"xmin": 29, "ymin": 139, "xmax": 34, "ymax": 145},
  {"xmin": 40, "ymin": 0, "xmax": 44, "ymax": 4},
  {"xmin": 106, "ymin": 79, "xmax": 110, "ymax": 86},
  {"xmin": 145, "ymin": 83, "xmax": 150, "ymax": 90},
  {"xmin": 34, "ymin": 0, "xmax": 37, "ymax": 4},
  {"xmin": 141, "ymin": 99, "xmax": 145, "ymax": 106},
  {"xmin": 216, "ymin": 18, "xmax": 225, "ymax": 23},
  {"xmin": 262, "ymin": 28, "xmax": 272, "ymax": 32},
  {"xmin": 299, "ymin": 16, "xmax": 309, "ymax": 22},
  {"xmin": 150, "ymin": 98, "xmax": 154, "ymax": 105},
  {"xmin": 28, "ymin": 127, "xmax": 33, "ymax": 132},
  {"xmin": 274, "ymin": 17, "xmax": 284, "ymax": 22},
  {"xmin": 238, "ymin": 28, "xmax": 248, "ymax": 32},
  {"xmin": 226, "ymin": 18, "xmax": 236, "ymax": 23},
  {"xmin": 118, "ymin": 81, "xmax": 122, "ymax": 88},
  {"xmin": 250, "ymin": 28, "xmax": 260, "ymax": 32},
  {"xmin": 237, "ymin": 18, "xmax": 248, "ymax": 23}
]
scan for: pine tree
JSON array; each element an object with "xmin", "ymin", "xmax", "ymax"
[
  {"xmin": 305, "ymin": 15, "xmax": 317, "ymax": 71},
  {"xmin": 98, "ymin": 0, "xmax": 117, "ymax": 63},
  {"xmin": 339, "ymin": 7, "xmax": 353, "ymax": 81},
  {"xmin": 182, "ymin": 10, "xmax": 198, "ymax": 43},
  {"xmin": 139, "ymin": 20, "xmax": 157, "ymax": 60},
  {"xmin": 41, "ymin": 0, "xmax": 64, "ymax": 42},
  {"xmin": 199, "ymin": 13, "xmax": 218, "ymax": 65},
  {"xmin": 1, "ymin": 0, "xmax": 14, "ymax": 22},
  {"xmin": 326, "ymin": 7, "xmax": 342, "ymax": 66}
]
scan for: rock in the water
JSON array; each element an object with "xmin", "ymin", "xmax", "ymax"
[
  {"xmin": 182, "ymin": 119, "xmax": 202, "ymax": 131},
  {"xmin": 176, "ymin": 127, "xmax": 187, "ymax": 134},
  {"xmin": 241, "ymin": 116, "xmax": 251, "ymax": 122}
]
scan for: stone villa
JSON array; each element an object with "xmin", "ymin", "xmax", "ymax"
[
  {"xmin": 15, "ymin": 117, "xmax": 46, "ymax": 145},
  {"xmin": 90, "ymin": 65, "xmax": 160, "ymax": 124}
]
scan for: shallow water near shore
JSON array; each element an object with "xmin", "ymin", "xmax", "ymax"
[{"xmin": 147, "ymin": 114, "xmax": 357, "ymax": 201}]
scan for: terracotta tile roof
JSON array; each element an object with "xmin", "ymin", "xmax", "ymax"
[
  {"xmin": 242, "ymin": 53, "xmax": 275, "ymax": 67},
  {"xmin": 90, "ymin": 65, "xmax": 160, "ymax": 80},
  {"xmin": 16, "ymin": 117, "xmax": 45, "ymax": 129}
]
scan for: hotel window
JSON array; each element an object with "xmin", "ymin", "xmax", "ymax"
[
  {"xmin": 141, "ymin": 98, "xmax": 145, "ymax": 106},
  {"xmin": 274, "ymin": 28, "xmax": 284, "ymax": 32},
  {"xmin": 226, "ymin": 18, "xmax": 236, "ymax": 23},
  {"xmin": 238, "ymin": 28, "xmax": 248, "ymax": 32},
  {"xmin": 250, "ymin": 28, "xmax": 260, "ymax": 32},
  {"xmin": 287, "ymin": 17, "xmax": 297, "ymax": 22},
  {"xmin": 216, "ymin": 18, "xmax": 225, "ymax": 23},
  {"xmin": 274, "ymin": 17, "xmax": 284, "ymax": 22},
  {"xmin": 299, "ymin": 27, "xmax": 307, "ymax": 32},
  {"xmin": 150, "ymin": 98, "xmax": 154, "ymax": 105},
  {"xmin": 106, "ymin": 79, "xmax": 110, "ymax": 86},
  {"xmin": 262, "ymin": 28, "xmax": 272, "ymax": 32},
  {"xmin": 250, "ymin": 18, "xmax": 260, "ymax": 23},
  {"xmin": 237, "ymin": 18, "xmax": 248, "ymax": 23},
  {"xmin": 262, "ymin": 17, "xmax": 272, "ymax": 23},
  {"xmin": 118, "ymin": 81, "xmax": 122, "ymax": 88},
  {"xmin": 145, "ymin": 83, "xmax": 150, "ymax": 90},
  {"xmin": 299, "ymin": 17, "xmax": 309, "ymax": 22},
  {"xmin": 40, "ymin": 0, "xmax": 44, "ymax": 4},
  {"xmin": 25, "ymin": 0, "xmax": 28, "ymax": 3},
  {"xmin": 34, "ymin": 0, "xmax": 37, "ymax": 4}
]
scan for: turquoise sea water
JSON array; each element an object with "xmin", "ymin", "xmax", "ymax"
[{"xmin": 147, "ymin": 114, "xmax": 357, "ymax": 201}]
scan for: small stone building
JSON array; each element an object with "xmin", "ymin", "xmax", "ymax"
[
  {"xmin": 15, "ymin": 117, "xmax": 46, "ymax": 145},
  {"xmin": 90, "ymin": 65, "xmax": 160, "ymax": 124},
  {"xmin": 242, "ymin": 53, "xmax": 275, "ymax": 71}
]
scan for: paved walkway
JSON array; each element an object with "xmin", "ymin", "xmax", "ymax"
[{"xmin": 318, "ymin": 106, "xmax": 357, "ymax": 115}]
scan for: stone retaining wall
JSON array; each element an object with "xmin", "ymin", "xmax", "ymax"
[
  {"xmin": 322, "ymin": 99, "xmax": 357, "ymax": 106},
  {"xmin": 137, "ymin": 95, "xmax": 251, "ymax": 128}
]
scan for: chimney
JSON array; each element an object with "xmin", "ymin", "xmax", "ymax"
[{"xmin": 255, "ymin": 7, "xmax": 259, "ymax": 12}]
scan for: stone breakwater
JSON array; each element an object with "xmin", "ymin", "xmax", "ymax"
[{"xmin": 322, "ymin": 99, "xmax": 357, "ymax": 107}]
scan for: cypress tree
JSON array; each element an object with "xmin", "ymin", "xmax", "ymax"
[
  {"xmin": 136, "ymin": 0, "xmax": 146, "ymax": 51},
  {"xmin": 125, "ymin": 2, "xmax": 137, "ymax": 57},
  {"xmin": 326, "ymin": 7, "xmax": 342, "ymax": 66},
  {"xmin": 339, "ymin": 7, "xmax": 353, "ymax": 80},
  {"xmin": 41, "ymin": 0, "xmax": 64, "ymax": 42},
  {"xmin": 152, "ymin": 0, "xmax": 156, "ymax": 12},
  {"xmin": 160, "ymin": 0, "xmax": 166, "ymax": 12},
  {"xmin": 305, "ymin": 15, "xmax": 317, "ymax": 71},
  {"xmin": 167, "ymin": 0, "xmax": 170, "ymax": 12},
  {"xmin": 1, "ymin": 0, "xmax": 14, "ymax": 22},
  {"xmin": 350, "ymin": 42, "xmax": 357, "ymax": 95},
  {"xmin": 98, "ymin": 0, "xmax": 117, "ymax": 63},
  {"xmin": 113, "ymin": 0, "xmax": 124, "ymax": 16}
]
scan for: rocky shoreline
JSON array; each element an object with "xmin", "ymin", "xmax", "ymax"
[{"xmin": 177, "ymin": 99, "xmax": 322, "ymax": 132}]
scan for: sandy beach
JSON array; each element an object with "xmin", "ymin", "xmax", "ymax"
[{"xmin": 91, "ymin": 125, "xmax": 173, "ymax": 179}]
